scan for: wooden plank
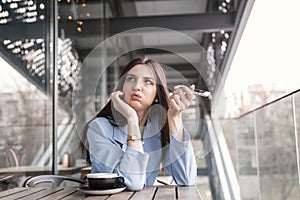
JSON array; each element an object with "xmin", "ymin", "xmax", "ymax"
[
  {"xmin": 177, "ymin": 186, "xmax": 203, "ymax": 200},
  {"xmin": 16, "ymin": 187, "xmax": 64, "ymax": 200},
  {"xmin": 130, "ymin": 187, "xmax": 157, "ymax": 200},
  {"xmin": 154, "ymin": 186, "xmax": 176, "ymax": 199},
  {"xmin": 62, "ymin": 188, "xmax": 110, "ymax": 200},
  {"xmin": 1, "ymin": 188, "xmax": 45, "ymax": 200},
  {"xmin": 0, "ymin": 187, "xmax": 28, "ymax": 198},
  {"xmin": 0, "ymin": 185, "xmax": 203, "ymax": 200},
  {"xmin": 106, "ymin": 190, "xmax": 134, "ymax": 200},
  {"xmin": 83, "ymin": 194, "xmax": 110, "ymax": 200},
  {"xmin": 39, "ymin": 187, "xmax": 78, "ymax": 200},
  {"xmin": 60, "ymin": 190, "xmax": 87, "ymax": 200}
]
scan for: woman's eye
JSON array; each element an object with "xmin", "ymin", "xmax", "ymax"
[
  {"xmin": 127, "ymin": 77, "xmax": 135, "ymax": 82},
  {"xmin": 145, "ymin": 80, "xmax": 154, "ymax": 85}
]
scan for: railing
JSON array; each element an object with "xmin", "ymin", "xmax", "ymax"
[
  {"xmin": 205, "ymin": 116, "xmax": 241, "ymax": 200},
  {"xmin": 221, "ymin": 89, "xmax": 300, "ymax": 200}
]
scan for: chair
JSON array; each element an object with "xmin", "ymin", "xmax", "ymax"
[
  {"xmin": 80, "ymin": 166, "xmax": 91, "ymax": 178},
  {"xmin": 22, "ymin": 175, "xmax": 86, "ymax": 187},
  {"xmin": 0, "ymin": 146, "xmax": 20, "ymax": 168}
]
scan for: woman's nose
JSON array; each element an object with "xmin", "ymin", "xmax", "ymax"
[{"xmin": 133, "ymin": 80, "xmax": 143, "ymax": 91}]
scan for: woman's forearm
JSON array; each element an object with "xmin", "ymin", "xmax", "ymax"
[
  {"xmin": 163, "ymin": 132, "xmax": 197, "ymax": 185},
  {"xmin": 168, "ymin": 114, "xmax": 184, "ymax": 142},
  {"xmin": 127, "ymin": 117, "xmax": 144, "ymax": 153}
]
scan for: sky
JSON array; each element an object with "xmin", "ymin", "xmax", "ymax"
[{"xmin": 225, "ymin": 0, "xmax": 300, "ymax": 94}]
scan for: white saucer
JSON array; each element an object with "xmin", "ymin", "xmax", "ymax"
[{"xmin": 78, "ymin": 186, "xmax": 126, "ymax": 195}]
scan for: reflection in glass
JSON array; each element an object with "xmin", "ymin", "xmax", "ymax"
[
  {"xmin": 256, "ymin": 97, "xmax": 299, "ymax": 199},
  {"xmin": 230, "ymin": 91, "xmax": 300, "ymax": 199},
  {"xmin": 234, "ymin": 112, "xmax": 260, "ymax": 200},
  {"xmin": 0, "ymin": 0, "xmax": 52, "ymax": 191}
]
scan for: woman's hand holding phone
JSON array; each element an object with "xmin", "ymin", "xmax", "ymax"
[{"xmin": 168, "ymin": 85, "xmax": 195, "ymax": 114}]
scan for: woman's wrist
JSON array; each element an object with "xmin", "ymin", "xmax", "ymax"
[
  {"xmin": 127, "ymin": 115, "xmax": 141, "ymax": 133},
  {"xmin": 168, "ymin": 116, "xmax": 184, "ymax": 142},
  {"xmin": 126, "ymin": 115, "xmax": 143, "ymax": 152},
  {"xmin": 127, "ymin": 134, "xmax": 142, "ymax": 142},
  {"xmin": 127, "ymin": 140, "xmax": 144, "ymax": 153}
]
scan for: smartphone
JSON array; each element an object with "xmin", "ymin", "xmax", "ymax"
[
  {"xmin": 173, "ymin": 85, "xmax": 211, "ymax": 97},
  {"xmin": 193, "ymin": 88, "xmax": 211, "ymax": 97}
]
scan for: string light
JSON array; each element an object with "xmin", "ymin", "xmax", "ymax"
[
  {"xmin": 1, "ymin": 0, "xmax": 81, "ymax": 97},
  {"xmin": 39, "ymin": 3, "xmax": 45, "ymax": 10},
  {"xmin": 77, "ymin": 27, "xmax": 82, "ymax": 32},
  {"xmin": 206, "ymin": 0, "xmax": 233, "ymax": 90},
  {"xmin": 76, "ymin": 20, "xmax": 83, "ymax": 25}
]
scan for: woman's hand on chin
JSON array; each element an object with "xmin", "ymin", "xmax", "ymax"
[{"xmin": 111, "ymin": 91, "xmax": 138, "ymax": 121}]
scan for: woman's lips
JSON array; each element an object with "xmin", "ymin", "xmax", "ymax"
[{"xmin": 131, "ymin": 93, "xmax": 142, "ymax": 100}]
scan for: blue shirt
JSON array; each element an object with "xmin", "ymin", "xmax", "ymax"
[{"xmin": 87, "ymin": 116, "xmax": 197, "ymax": 191}]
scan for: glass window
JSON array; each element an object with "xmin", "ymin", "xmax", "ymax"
[
  {"xmin": 0, "ymin": 0, "xmax": 52, "ymax": 190},
  {"xmin": 294, "ymin": 92, "xmax": 300, "ymax": 174},
  {"xmin": 255, "ymin": 97, "xmax": 299, "ymax": 199}
]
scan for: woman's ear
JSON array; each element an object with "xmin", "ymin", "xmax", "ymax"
[{"xmin": 153, "ymin": 94, "xmax": 159, "ymax": 103}]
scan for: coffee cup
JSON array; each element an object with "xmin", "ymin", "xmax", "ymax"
[{"xmin": 87, "ymin": 173, "xmax": 125, "ymax": 190}]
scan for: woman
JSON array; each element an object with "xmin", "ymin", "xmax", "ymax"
[{"xmin": 86, "ymin": 57, "xmax": 197, "ymax": 191}]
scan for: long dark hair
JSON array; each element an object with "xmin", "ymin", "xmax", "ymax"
[{"xmin": 82, "ymin": 57, "xmax": 171, "ymax": 163}]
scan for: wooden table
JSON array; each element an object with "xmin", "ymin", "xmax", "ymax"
[{"xmin": 0, "ymin": 185, "xmax": 203, "ymax": 199}]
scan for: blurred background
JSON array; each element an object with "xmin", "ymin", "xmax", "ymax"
[{"xmin": 0, "ymin": 0, "xmax": 299, "ymax": 199}]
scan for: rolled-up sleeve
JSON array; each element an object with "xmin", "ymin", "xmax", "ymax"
[
  {"xmin": 163, "ymin": 130, "xmax": 197, "ymax": 185},
  {"xmin": 87, "ymin": 119, "xmax": 149, "ymax": 191}
]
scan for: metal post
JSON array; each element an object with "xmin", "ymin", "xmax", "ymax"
[
  {"xmin": 253, "ymin": 111, "xmax": 261, "ymax": 200},
  {"xmin": 100, "ymin": 0, "xmax": 107, "ymax": 107},
  {"xmin": 51, "ymin": 0, "xmax": 58, "ymax": 175},
  {"xmin": 292, "ymin": 94, "xmax": 300, "ymax": 196}
]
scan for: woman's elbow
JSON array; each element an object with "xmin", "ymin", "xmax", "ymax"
[
  {"xmin": 124, "ymin": 174, "xmax": 146, "ymax": 191},
  {"xmin": 180, "ymin": 178, "xmax": 196, "ymax": 186},
  {"xmin": 175, "ymin": 173, "xmax": 197, "ymax": 186}
]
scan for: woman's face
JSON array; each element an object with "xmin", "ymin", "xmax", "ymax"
[{"xmin": 122, "ymin": 64, "xmax": 157, "ymax": 112}]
